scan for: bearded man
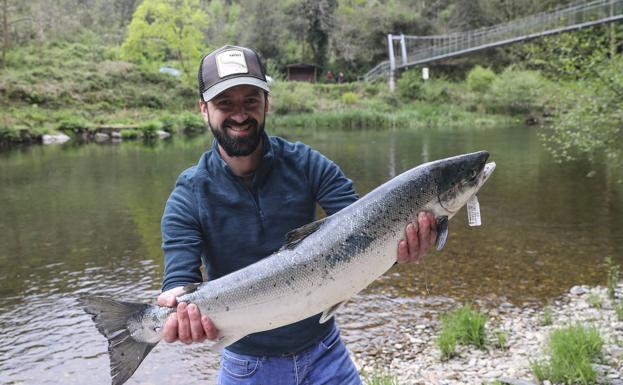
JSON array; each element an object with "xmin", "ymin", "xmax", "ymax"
[{"xmin": 157, "ymin": 45, "xmax": 437, "ymax": 385}]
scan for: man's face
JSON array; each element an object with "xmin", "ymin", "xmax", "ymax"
[{"xmin": 201, "ymin": 85, "xmax": 269, "ymax": 157}]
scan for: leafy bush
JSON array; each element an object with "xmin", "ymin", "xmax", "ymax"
[
  {"xmin": 341, "ymin": 92, "xmax": 359, "ymax": 106},
  {"xmin": 467, "ymin": 66, "xmax": 496, "ymax": 92},
  {"xmin": 269, "ymin": 81, "xmax": 316, "ymax": 114},
  {"xmin": 490, "ymin": 68, "xmax": 547, "ymax": 114},
  {"xmin": 531, "ymin": 324, "xmax": 604, "ymax": 385},
  {"xmin": 120, "ymin": 129, "xmax": 141, "ymax": 139},
  {"xmin": 397, "ymin": 69, "xmax": 423, "ymax": 100},
  {"xmin": 138, "ymin": 120, "xmax": 164, "ymax": 138},
  {"xmin": 56, "ymin": 117, "xmax": 92, "ymax": 134}
]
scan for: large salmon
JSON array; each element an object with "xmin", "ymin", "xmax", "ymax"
[{"xmin": 79, "ymin": 151, "xmax": 495, "ymax": 385}]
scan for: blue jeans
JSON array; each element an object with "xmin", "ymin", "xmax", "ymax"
[{"xmin": 217, "ymin": 326, "xmax": 362, "ymax": 385}]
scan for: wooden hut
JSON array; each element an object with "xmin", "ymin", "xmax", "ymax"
[{"xmin": 286, "ymin": 63, "xmax": 320, "ymax": 83}]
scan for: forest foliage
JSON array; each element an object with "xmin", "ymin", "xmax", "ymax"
[{"xmin": 0, "ymin": 0, "xmax": 621, "ymax": 160}]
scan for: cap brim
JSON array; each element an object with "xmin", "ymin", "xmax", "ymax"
[{"xmin": 202, "ymin": 77, "xmax": 270, "ymax": 102}]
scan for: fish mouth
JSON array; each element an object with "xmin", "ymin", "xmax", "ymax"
[{"xmin": 481, "ymin": 162, "xmax": 496, "ymax": 183}]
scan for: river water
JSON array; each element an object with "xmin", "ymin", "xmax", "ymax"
[{"xmin": 0, "ymin": 125, "xmax": 621, "ymax": 384}]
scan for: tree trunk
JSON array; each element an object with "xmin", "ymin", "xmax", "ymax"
[{"xmin": 2, "ymin": 0, "xmax": 8, "ymax": 67}]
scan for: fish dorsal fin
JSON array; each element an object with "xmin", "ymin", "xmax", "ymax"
[
  {"xmin": 282, "ymin": 217, "xmax": 327, "ymax": 250},
  {"xmin": 319, "ymin": 300, "xmax": 346, "ymax": 323},
  {"xmin": 436, "ymin": 216, "xmax": 449, "ymax": 251}
]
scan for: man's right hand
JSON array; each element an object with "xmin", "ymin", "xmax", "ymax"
[{"xmin": 158, "ymin": 286, "xmax": 219, "ymax": 344}]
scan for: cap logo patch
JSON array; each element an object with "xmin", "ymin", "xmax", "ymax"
[{"xmin": 216, "ymin": 50, "xmax": 248, "ymax": 78}]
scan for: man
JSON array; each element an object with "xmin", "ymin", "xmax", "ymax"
[{"xmin": 158, "ymin": 45, "xmax": 437, "ymax": 384}]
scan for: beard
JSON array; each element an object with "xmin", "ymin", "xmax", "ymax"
[{"xmin": 209, "ymin": 116, "xmax": 265, "ymax": 157}]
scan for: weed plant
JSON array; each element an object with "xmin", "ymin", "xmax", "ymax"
[
  {"xmin": 541, "ymin": 307, "xmax": 554, "ymax": 326},
  {"xmin": 437, "ymin": 305, "xmax": 487, "ymax": 359},
  {"xmin": 586, "ymin": 292, "xmax": 602, "ymax": 308},
  {"xmin": 606, "ymin": 256, "xmax": 620, "ymax": 300},
  {"xmin": 361, "ymin": 368, "xmax": 400, "ymax": 385},
  {"xmin": 531, "ymin": 324, "xmax": 604, "ymax": 385},
  {"xmin": 494, "ymin": 330, "xmax": 509, "ymax": 350}
]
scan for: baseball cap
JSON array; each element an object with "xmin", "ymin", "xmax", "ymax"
[{"xmin": 198, "ymin": 45, "xmax": 270, "ymax": 102}]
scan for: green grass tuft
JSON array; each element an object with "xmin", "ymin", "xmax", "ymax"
[
  {"xmin": 361, "ymin": 368, "xmax": 400, "ymax": 385},
  {"xmin": 531, "ymin": 324, "xmax": 604, "ymax": 385},
  {"xmin": 437, "ymin": 305, "xmax": 487, "ymax": 359}
]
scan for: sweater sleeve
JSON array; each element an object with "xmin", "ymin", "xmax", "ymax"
[
  {"xmin": 161, "ymin": 170, "xmax": 204, "ymax": 291},
  {"xmin": 307, "ymin": 148, "xmax": 359, "ymax": 216}
]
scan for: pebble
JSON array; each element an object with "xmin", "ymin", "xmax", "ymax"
[{"xmin": 344, "ymin": 283, "xmax": 623, "ymax": 384}]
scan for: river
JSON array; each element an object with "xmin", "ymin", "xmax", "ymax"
[{"xmin": 0, "ymin": 124, "xmax": 621, "ymax": 384}]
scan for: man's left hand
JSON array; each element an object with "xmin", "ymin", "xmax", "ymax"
[{"xmin": 397, "ymin": 211, "xmax": 437, "ymax": 264}]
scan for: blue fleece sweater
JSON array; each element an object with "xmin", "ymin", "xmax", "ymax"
[{"xmin": 161, "ymin": 132, "xmax": 358, "ymax": 355}]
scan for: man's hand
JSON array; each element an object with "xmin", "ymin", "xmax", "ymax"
[
  {"xmin": 158, "ymin": 286, "xmax": 219, "ymax": 344},
  {"xmin": 397, "ymin": 211, "xmax": 437, "ymax": 264}
]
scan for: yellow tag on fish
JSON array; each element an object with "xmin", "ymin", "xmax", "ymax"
[{"xmin": 467, "ymin": 195, "xmax": 481, "ymax": 226}]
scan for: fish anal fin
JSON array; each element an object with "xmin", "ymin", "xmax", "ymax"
[
  {"xmin": 282, "ymin": 217, "xmax": 327, "ymax": 250},
  {"xmin": 319, "ymin": 301, "xmax": 346, "ymax": 323},
  {"xmin": 436, "ymin": 216, "xmax": 449, "ymax": 251}
]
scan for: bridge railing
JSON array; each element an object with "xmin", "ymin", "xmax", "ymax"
[{"xmin": 364, "ymin": 0, "xmax": 623, "ymax": 82}]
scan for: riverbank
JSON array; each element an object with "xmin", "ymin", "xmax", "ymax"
[
  {"xmin": 1, "ymin": 41, "xmax": 534, "ymax": 148},
  {"xmin": 349, "ymin": 283, "xmax": 623, "ymax": 385}
]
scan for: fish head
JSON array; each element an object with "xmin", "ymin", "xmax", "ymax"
[{"xmin": 434, "ymin": 151, "xmax": 495, "ymax": 218}]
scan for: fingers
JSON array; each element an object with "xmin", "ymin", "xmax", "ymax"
[
  {"xmin": 188, "ymin": 304, "xmax": 206, "ymax": 343},
  {"xmin": 202, "ymin": 315, "xmax": 219, "ymax": 340},
  {"xmin": 397, "ymin": 211, "xmax": 438, "ymax": 264},
  {"xmin": 163, "ymin": 312, "xmax": 179, "ymax": 343},
  {"xmin": 162, "ymin": 302, "xmax": 219, "ymax": 344}
]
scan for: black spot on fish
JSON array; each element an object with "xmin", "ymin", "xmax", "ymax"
[{"xmin": 226, "ymin": 306, "xmax": 230, "ymax": 311}]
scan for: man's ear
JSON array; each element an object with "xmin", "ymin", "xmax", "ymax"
[
  {"xmin": 199, "ymin": 100, "xmax": 209, "ymax": 121},
  {"xmin": 264, "ymin": 94, "xmax": 270, "ymax": 114}
]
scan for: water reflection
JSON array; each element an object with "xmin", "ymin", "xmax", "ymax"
[{"xmin": 0, "ymin": 125, "xmax": 621, "ymax": 384}]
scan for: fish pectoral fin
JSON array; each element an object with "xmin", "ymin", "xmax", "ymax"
[
  {"xmin": 319, "ymin": 301, "xmax": 346, "ymax": 323},
  {"xmin": 436, "ymin": 216, "xmax": 449, "ymax": 251},
  {"xmin": 209, "ymin": 334, "xmax": 246, "ymax": 352},
  {"xmin": 281, "ymin": 217, "xmax": 328, "ymax": 250}
]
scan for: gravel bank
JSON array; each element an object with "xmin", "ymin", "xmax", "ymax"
[{"xmin": 343, "ymin": 283, "xmax": 623, "ymax": 385}]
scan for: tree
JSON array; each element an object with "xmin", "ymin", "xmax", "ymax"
[
  {"xmin": 301, "ymin": 0, "xmax": 337, "ymax": 68},
  {"xmin": 120, "ymin": 0, "xmax": 208, "ymax": 74}
]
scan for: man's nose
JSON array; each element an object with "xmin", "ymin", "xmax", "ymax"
[{"xmin": 230, "ymin": 105, "xmax": 248, "ymax": 123}]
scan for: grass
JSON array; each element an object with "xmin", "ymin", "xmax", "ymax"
[
  {"xmin": 531, "ymin": 324, "xmax": 604, "ymax": 385},
  {"xmin": 616, "ymin": 300, "xmax": 623, "ymax": 321},
  {"xmin": 361, "ymin": 368, "xmax": 400, "ymax": 385},
  {"xmin": 494, "ymin": 329, "xmax": 509, "ymax": 350},
  {"xmin": 437, "ymin": 305, "xmax": 487, "ymax": 359},
  {"xmin": 541, "ymin": 307, "xmax": 554, "ymax": 326},
  {"xmin": 606, "ymin": 256, "xmax": 620, "ymax": 300},
  {"xmin": 586, "ymin": 292, "xmax": 603, "ymax": 308}
]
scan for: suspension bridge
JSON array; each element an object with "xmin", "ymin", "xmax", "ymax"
[{"xmin": 363, "ymin": 0, "xmax": 623, "ymax": 87}]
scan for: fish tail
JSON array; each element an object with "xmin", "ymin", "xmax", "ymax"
[{"xmin": 78, "ymin": 296, "xmax": 158, "ymax": 385}]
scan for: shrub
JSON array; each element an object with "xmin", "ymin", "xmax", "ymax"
[
  {"xmin": 466, "ymin": 66, "xmax": 496, "ymax": 92},
  {"xmin": 269, "ymin": 81, "xmax": 316, "ymax": 114},
  {"xmin": 341, "ymin": 92, "xmax": 359, "ymax": 106},
  {"xmin": 490, "ymin": 68, "xmax": 547, "ymax": 114},
  {"xmin": 56, "ymin": 117, "xmax": 92, "ymax": 135},
  {"xmin": 138, "ymin": 120, "xmax": 164, "ymax": 138},
  {"xmin": 120, "ymin": 129, "xmax": 141, "ymax": 139},
  {"xmin": 397, "ymin": 69, "xmax": 423, "ymax": 100},
  {"xmin": 531, "ymin": 324, "xmax": 604, "ymax": 385}
]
